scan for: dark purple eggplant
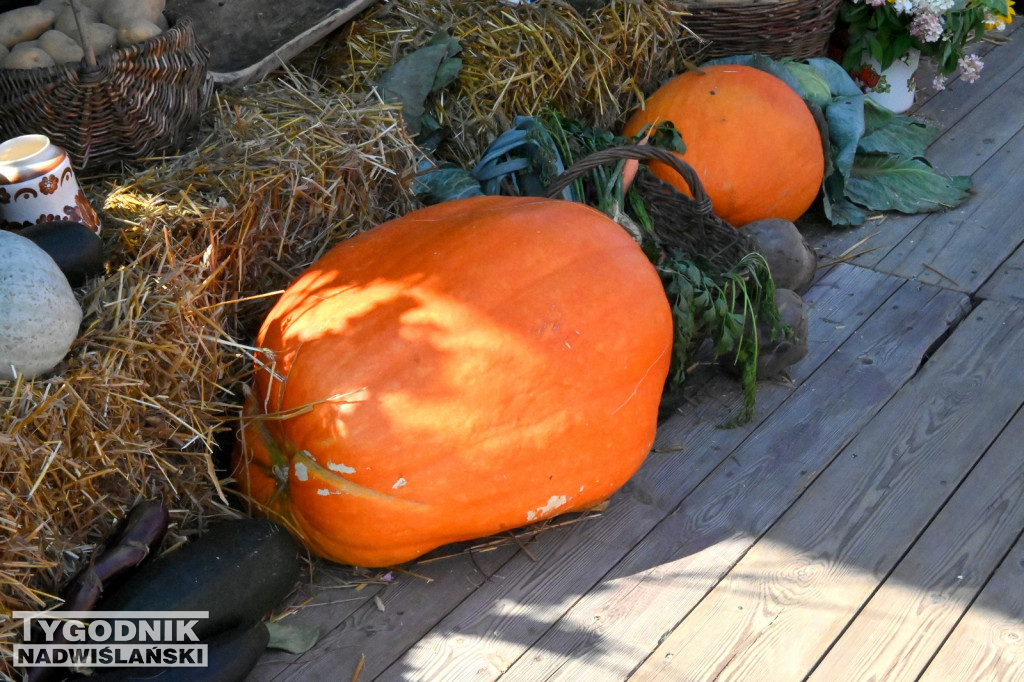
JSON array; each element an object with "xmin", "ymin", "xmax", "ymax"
[
  {"xmin": 95, "ymin": 517, "xmax": 302, "ymax": 641},
  {"xmin": 25, "ymin": 499, "xmax": 169, "ymax": 682},
  {"xmin": 29, "ymin": 516, "xmax": 298, "ymax": 682},
  {"xmin": 60, "ymin": 498, "xmax": 170, "ymax": 608},
  {"xmin": 74, "ymin": 622, "xmax": 270, "ymax": 682}
]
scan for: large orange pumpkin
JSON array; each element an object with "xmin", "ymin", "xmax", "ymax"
[
  {"xmin": 622, "ymin": 64, "xmax": 824, "ymax": 226},
  {"xmin": 232, "ymin": 195, "xmax": 673, "ymax": 567}
]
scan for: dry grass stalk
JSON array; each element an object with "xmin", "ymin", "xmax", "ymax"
[
  {"xmin": 0, "ymin": 69, "xmax": 420, "ymax": 670},
  {"xmin": 310, "ymin": 0, "xmax": 702, "ymax": 162}
]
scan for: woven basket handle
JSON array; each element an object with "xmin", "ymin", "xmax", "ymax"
[
  {"xmin": 69, "ymin": 0, "xmax": 98, "ymax": 68},
  {"xmin": 544, "ymin": 143, "xmax": 714, "ymax": 216}
]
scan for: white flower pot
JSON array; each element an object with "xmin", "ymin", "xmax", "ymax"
[{"xmin": 858, "ymin": 48, "xmax": 922, "ymax": 113}]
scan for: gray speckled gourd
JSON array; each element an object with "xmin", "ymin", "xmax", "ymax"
[{"xmin": 0, "ymin": 230, "xmax": 82, "ymax": 380}]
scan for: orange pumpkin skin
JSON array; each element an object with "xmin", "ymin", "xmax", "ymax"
[
  {"xmin": 232, "ymin": 195, "xmax": 673, "ymax": 567},
  {"xmin": 622, "ymin": 64, "xmax": 824, "ymax": 226}
]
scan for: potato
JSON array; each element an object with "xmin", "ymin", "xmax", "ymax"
[
  {"xmin": 10, "ymin": 38, "xmax": 40, "ymax": 51},
  {"xmin": 36, "ymin": 0, "xmax": 70, "ymax": 13},
  {"xmin": 102, "ymin": 0, "xmax": 165, "ymax": 29},
  {"xmin": 155, "ymin": 11, "xmax": 168, "ymax": 31},
  {"xmin": 58, "ymin": 17, "xmax": 117, "ymax": 56},
  {"xmin": 0, "ymin": 43, "xmax": 8, "ymax": 62},
  {"xmin": 39, "ymin": 0, "xmax": 107, "ymax": 11},
  {"xmin": 39, "ymin": 28, "xmax": 84, "ymax": 63},
  {"xmin": 55, "ymin": 5, "xmax": 100, "ymax": 36},
  {"xmin": 2, "ymin": 44, "xmax": 56, "ymax": 69},
  {"xmin": 116, "ymin": 17, "xmax": 161, "ymax": 47},
  {"xmin": 0, "ymin": 6, "xmax": 57, "ymax": 48},
  {"xmin": 79, "ymin": 21, "xmax": 116, "ymax": 55}
]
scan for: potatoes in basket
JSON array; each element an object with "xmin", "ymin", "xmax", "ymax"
[
  {"xmin": 102, "ymin": 0, "xmax": 165, "ymax": 29},
  {"xmin": 0, "ymin": 6, "xmax": 56, "ymax": 48},
  {"xmin": 77, "ymin": 20, "xmax": 117, "ymax": 54},
  {"xmin": 0, "ymin": 0, "xmax": 169, "ymax": 67},
  {"xmin": 116, "ymin": 16, "xmax": 160, "ymax": 47},
  {"xmin": 3, "ymin": 42, "xmax": 55, "ymax": 68},
  {"xmin": 39, "ymin": 27, "xmax": 83, "ymax": 62},
  {"xmin": 53, "ymin": 4, "xmax": 98, "ymax": 35}
]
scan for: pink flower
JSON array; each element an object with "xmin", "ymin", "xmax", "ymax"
[
  {"xmin": 910, "ymin": 12, "xmax": 944, "ymax": 42},
  {"xmin": 958, "ymin": 54, "xmax": 984, "ymax": 83}
]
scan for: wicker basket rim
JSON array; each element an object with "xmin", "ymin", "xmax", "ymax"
[{"xmin": 545, "ymin": 143, "xmax": 713, "ymax": 212}]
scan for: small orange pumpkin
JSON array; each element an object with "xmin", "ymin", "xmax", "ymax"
[
  {"xmin": 622, "ymin": 64, "xmax": 824, "ymax": 226},
  {"xmin": 232, "ymin": 195, "xmax": 673, "ymax": 567}
]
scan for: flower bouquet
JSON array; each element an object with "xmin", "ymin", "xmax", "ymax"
[{"xmin": 839, "ymin": 0, "xmax": 1015, "ymax": 90}]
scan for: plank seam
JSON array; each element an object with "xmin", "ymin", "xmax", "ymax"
[
  {"xmin": 915, "ymin": 520, "xmax": 1024, "ymax": 681},
  {"xmin": 619, "ymin": 281, "xmax": 970, "ymax": 682},
  {"xmin": 804, "ymin": 402, "xmax": 1024, "ymax": 681}
]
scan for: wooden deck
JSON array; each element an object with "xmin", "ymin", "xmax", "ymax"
[{"xmin": 250, "ymin": 26, "xmax": 1024, "ymax": 682}]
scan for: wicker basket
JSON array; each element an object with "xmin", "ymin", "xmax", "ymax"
[
  {"xmin": 545, "ymin": 144, "xmax": 753, "ymax": 274},
  {"xmin": 681, "ymin": 0, "xmax": 844, "ymax": 61},
  {"xmin": 0, "ymin": 16, "xmax": 213, "ymax": 170}
]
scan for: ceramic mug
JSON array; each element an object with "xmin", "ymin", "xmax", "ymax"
[{"xmin": 0, "ymin": 134, "xmax": 100, "ymax": 233}]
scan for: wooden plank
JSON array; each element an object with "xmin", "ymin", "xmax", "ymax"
[
  {"xmin": 919, "ymin": 533, "xmax": 1024, "ymax": 682},
  {"xmin": 251, "ymin": 544, "xmax": 516, "ymax": 680},
  {"xmin": 978, "ymin": 240, "xmax": 1024, "ymax": 305},
  {"xmin": 911, "ymin": 36, "xmax": 1024, "ymax": 177},
  {"xmin": 248, "ymin": 563, "xmax": 390, "ymax": 680},
  {"xmin": 871, "ymin": 126, "xmax": 1024, "ymax": 292},
  {"xmin": 808, "ymin": 405, "xmax": 1024, "ymax": 680},
  {"xmin": 499, "ymin": 279, "xmax": 970, "ymax": 682},
  {"xmin": 267, "ymin": 264, "xmax": 905, "ymax": 681},
  {"xmin": 630, "ymin": 299, "xmax": 1024, "ymax": 682},
  {"xmin": 802, "ymin": 26, "xmax": 1024, "ymax": 268}
]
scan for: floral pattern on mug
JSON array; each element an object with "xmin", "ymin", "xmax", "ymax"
[
  {"xmin": 0, "ymin": 188, "xmax": 9, "ymax": 205},
  {"xmin": 39, "ymin": 174, "xmax": 59, "ymax": 195}
]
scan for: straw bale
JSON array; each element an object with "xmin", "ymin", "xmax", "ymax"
[
  {"xmin": 309, "ymin": 0, "xmax": 702, "ymax": 161},
  {"xmin": 0, "ymin": 70, "xmax": 419, "ymax": 670}
]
